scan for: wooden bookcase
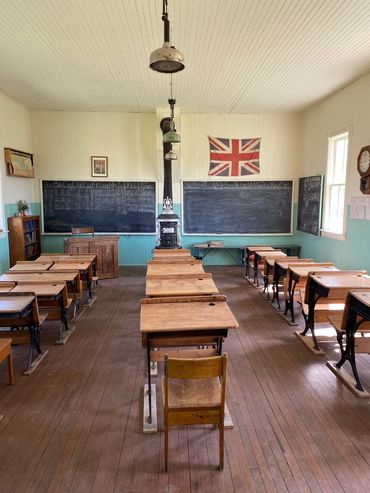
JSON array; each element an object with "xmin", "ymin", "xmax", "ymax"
[{"xmin": 8, "ymin": 215, "xmax": 41, "ymax": 267}]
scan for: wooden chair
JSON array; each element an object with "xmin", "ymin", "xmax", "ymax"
[
  {"xmin": 71, "ymin": 226, "xmax": 94, "ymax": 236},
  {"xmin": 0, "ymin": 339, "xmax": 14, "ymax": 385},
  {"xmin": 162, "ymin": 354, "xmax": 227, "ymax": 472}
]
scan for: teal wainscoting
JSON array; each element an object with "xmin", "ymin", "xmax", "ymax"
[{"xmin": 296, "ymin": 206, "xmax": 370, "ymax": 272}]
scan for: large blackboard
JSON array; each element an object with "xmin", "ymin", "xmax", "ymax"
[
  {"xmin": 42, "ymin": 180, "xmax": 156, "ymax": 233},
  {"xmin": 297, "ymin": 175, "xmax": 323, "ymax": 236},
  {"xmin": 183, "ymin": 181, "xmax": 293, "ymax": 234}
]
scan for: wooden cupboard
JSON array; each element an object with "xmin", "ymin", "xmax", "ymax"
[
  {"xmin": 64, "ymin": 235, "xmax": 119, "ymax": 279},
  {"xmin": 8, "ymin": 215, "xmax": 41, "ymax": 267}
]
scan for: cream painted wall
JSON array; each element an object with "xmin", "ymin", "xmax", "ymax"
[
  {"xmin": 301, "ymin": 72, "xmax": 370, "ymax": 201},
  {"xmin": 31, "ymin": 111, "xmax": 157, "ymax": 201},
  {"xmin": 0, "ymin": 92, "xmax": 34, "ymax": 209},
  {"xmin": 298, "ymin": 71, "xmax": 370, "ymax": 271}
]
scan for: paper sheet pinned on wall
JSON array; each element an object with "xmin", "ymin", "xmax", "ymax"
[{"xmin": 350, "ymin": 196, "xmax": 370, "ymax": 220}]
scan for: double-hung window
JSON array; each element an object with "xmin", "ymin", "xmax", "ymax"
[{"xmin": 322, "ymin": 131, "xmax": 349, "ymax": 239}]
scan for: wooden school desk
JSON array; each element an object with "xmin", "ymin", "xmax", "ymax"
[
  {"xmin": 327, "ymin": 291, "xmax": 370, "ymax": 395},
  {"xmin": 263, "ymin": 256, "xmax": 300, "ymax": 301},
  {"xmin": 302, "ymin": 272, "xmax": 370, "ymax": 352},
  {"xmin": 153, "ymin": 248, "xmax": 191, "ymax": 257},
  {"xmin": 147, "ymin": 257, "xmax": 198, "ymax": 264},
  {"xmin": 286, "ymin": 264, "xmax": 337, "ymax": 322},
  {"xmin": 146, "ymin": 274, "xmax": 218, "ymax": 297},
  {"xmin": 140, "ymin": 295, "xmax": 238, "ymax": 431},
  {"xmin": 270, "ymin": 258, "xmax": 313, "ymax": 307},
  {"xmin": 0, "ymin": 271, "xmax": 82, "ymax": 316},
  {"xmin": 50, "ymin": 261, "xmax": 93, "ymax": 299},
  {"xmin": 245, "ymin": 246, "xmax": 275, "ymax": 277},
  {"xmin": 9, "ymin": 262, "xmax": 53, "ymax": 271},
  {"xmin": 0, "ymin": 293, "xmax": 47, "ymax": 374},
  {"xmin": 11, "ymin": 282, "xmax": 72, "ymax": 344},
  {"xmin": 253, "ymin": 250, "xmax": 287, "ymax": 286},
  {"xmin": 146, "ymin": 262, "xmax": 205, "ymax": 278},
  {"xmin": 36, "ymin": 253, "xmax": 98, "ymax": 277}
]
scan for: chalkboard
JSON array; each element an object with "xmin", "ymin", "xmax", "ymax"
[
  {"xmin": 183, "ymin": 181, "xmax": 293, "ymax": 234},
  {"xmin": 297, "ymin": 175, "xmax": 323, "ymax": 236},
  {"xmin": 42, "ymin": 180, "xmax": 156, "ymax": 233}
]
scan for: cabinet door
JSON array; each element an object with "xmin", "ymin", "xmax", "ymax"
[
  {"xmin": 90, "ymin": 241, "xmax": 118, "ymax": 278},
  {"xmin": 65, "ymin": 240, "xmax": 91, "ymax": 254}
]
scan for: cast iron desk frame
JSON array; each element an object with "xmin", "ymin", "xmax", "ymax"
[
  {"xmin": 0, "ymin": 294, "xmax": 42, "ymax": 371},
  {"xmin": 192, "ymin": 244, "xmax": 245, "ymax": 266},
  {"xmin": 334, "ymin": 291, "xmax": 370, "ymax": 392},
  {"xmin": 253, "ymin": 251, "xmax": 286, "ymax": 287}
]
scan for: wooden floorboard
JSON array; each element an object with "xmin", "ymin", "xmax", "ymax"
[{"xmin": 1, "ymin": 266, "xmax": 370, "ymax": 492}]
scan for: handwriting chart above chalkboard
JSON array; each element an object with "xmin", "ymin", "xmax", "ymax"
[
  {"xmin": 183, "ymin": 181, "xmax": 293, "ymax": 234},
  {"xmin": 297, "ymin": 175, "xmax": 324, "ymax": 236},
  {"xmin": 42, "ymin": 180, "xmax": 156, "ymax": 233}
]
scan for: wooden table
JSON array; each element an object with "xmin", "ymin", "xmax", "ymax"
[
  {"xmin": 0, "ymin": 294, "xmax": 47, "ymax": 373},
  {"xmin": 9, "ymin": 262, "xmax": 53, "ymax": 271},
  {"xmin": 253, "ymin": 250, "xmax": 286, "ymax": 286},
  {"xmin": 327, "ymin": 291, "xmax": 370, "ymax": 395},
  {"xmin": 146, "ymin": 262, "xmax": 205, "ymax": 278},
  {"xmin": 153, "ymin": 249, "xmax": 191, "ymax": 257},
  {"xmin": 0, "ymin": 272, "xmax": 81, "ymax": 316},
  {"xmin": 245, "ymin": 246, "xmax": 274, "ymax": 277},
  {"xmin": 270, "ymin": 258, "xmax": 313, "ymax": 307},
  {"xmin": 146, "ymin": 274, "xmax": 218, "ymax": 297},
  {"xmin": 287, "ymin": 264, "xmax": 338, "ymax": 322},
  {"xmin": 192, "ymin": 243, "xmax": 246, "ymax": 266},
  {"xmin": 140, "ymin": 295, "xmax": 238, "ymax": 431},
  {"xmin": 303, "ymin": 273, "xmax": 370, "ymax": 351},
  {"xmin": 11, "ymin": 283, "xmax": 72, "ymax": 344},
  {"xmin": 36, "ymin": 253, "xmax": 98, "ymax": 277},
  {"xmin": 50, "ymin": 261, "xmax": 93, "ymax": 299}
]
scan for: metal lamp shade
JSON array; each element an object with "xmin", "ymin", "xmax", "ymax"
[
  {"xmin": 149, "ymin": 42, "xmax": 185, "ymax": 73},
  {"xmin": 163, "ymin": 129, "xmax": 181, "ymax": 144},
  {"xmin": 165, "ymin": 149, "xmax": 178, "ymax": 160}
]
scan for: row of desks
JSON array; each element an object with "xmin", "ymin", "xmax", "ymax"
[
  {"xmin": 141, "ymin": 248, "xmax": 238, "ymax": 432},
  {"xmin": 245, "ymin": 245, "xmax": 370, "ymax": 396},
  {"xmin": 0, "ymin": 254, "xmax": 98, "ymax": 375}
]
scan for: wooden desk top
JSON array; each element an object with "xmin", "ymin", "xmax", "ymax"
[
  {"xmin": 0, "ymin": 295, "xmax": 34, "ymax": 313},
  {"xmin": 36, "ymin": 254, "xmax": 96, "ymax": 262},
  {"xmin": 310, "ymin": 273, "xmax": 370, "ymax": 290},
  {"xmin": 0, "ymin": 272, "xmax": 79, "ymax": 283},
  {"xmin": 349, "ymin": 290, "xmax": 370, "ymax": 307},
  {"xmin": 146, "ymin": 276, "xmax": 219, "ymax": 297},
  {"xmin": 289, "ymin": 264, "xmax": 338, "ymax": 277},
  {"xmin": 148, "ymin": 257, "xmax": 197, "ymax": 264},
  {"xmin": 275, "ymin": 258, "xmax": 314, "ymax": 268},
  {"xmin": 50, "ymin": 261, "xmax": 90, "ymax": 271},
  {"xmin": 266, "ymin": 256, "xmax": 300, "ymax": 267},
  {"xmin": 10, "ymin": 262, "xmax": 52, "ymax": 271},
  {"xmin": 256, "ymin": 251, "xmax": 287, "ymax": 259},
  {"xmin": 246, "ymin": 246, "xmax": 275, "ymax": 253},
  {"xmin": 11, "ymin": 283, "xmax": 66, "ymax": 296},
  {"xmin": 146, "ymin": 263, "xmax": 205, "ymax": 277},
  {"xmin": 140, "ymin": 299, "xmax": 238, "ymax": 333},
  {"xmin": 0, "ymin": 285, "xmax": 15, "ymax": 293},
  {"xmin": 153, "ymin": 249, "xmax": 190, "ymax": 256}
]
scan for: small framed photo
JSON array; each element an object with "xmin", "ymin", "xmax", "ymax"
[{"xmin": 91, "ymin": 156, "xmax": 108, "ymax": 177}]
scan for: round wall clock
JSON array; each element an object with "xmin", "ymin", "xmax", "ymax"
[{"xmin": 357, "ymin": 145, "xmax": 370, "ymax": 194}]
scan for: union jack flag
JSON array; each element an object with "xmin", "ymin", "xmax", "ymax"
[{"xmin": 208, "ymin": 136, "xmax": 261, "ymax": 176}]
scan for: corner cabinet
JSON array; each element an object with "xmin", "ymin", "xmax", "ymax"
[
  {"xmin": 64, "ymin": 235, "xmax": 119, "ymax": 279},
  {"xmin": 8, "ymin": 215, "xmax": 41, "ymax": 267}
]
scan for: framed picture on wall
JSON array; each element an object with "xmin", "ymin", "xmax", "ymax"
[
  {"xmin": 91, "ymin": 156, "xmax": 108, "ymax": 177},
  {"xmin": 4, "ymin": 148, "xmax": 34, "ymax": 178}
]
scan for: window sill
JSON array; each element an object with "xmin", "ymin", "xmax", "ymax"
[{"xmin": 321, "ymin": 230, "xmax": 346, "ymax": 242}]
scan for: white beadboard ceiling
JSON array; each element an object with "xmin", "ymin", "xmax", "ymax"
[{"xmin": 0, "ymin": 0, "xmax": 369, "ymax": 113}]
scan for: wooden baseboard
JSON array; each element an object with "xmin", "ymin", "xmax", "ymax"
[
  {"xmin": 326, "ymin": 361, "xmax": 370, "ymax": 398},
  {"xmin": 294, "ymin": 331, "xmax": 325, "ymax": 355},
  {"xmin": 55, "ymin": 324, "xmax": 76, "ymax": 345},
  {"xmin": 24, "ymin": 350, "xmax": 49, "ymax": 375},
  {"xmin": 143, "ymin": 383, "xmax": 158, "ymax": 433}
]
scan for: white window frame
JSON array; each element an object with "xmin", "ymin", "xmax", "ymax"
[{"xmin": 322, "ymin": 129, "xmax": 350, "ymax": 241}]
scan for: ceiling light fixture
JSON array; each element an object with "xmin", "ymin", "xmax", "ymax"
[
  {"xmin": 165, "ymin": 146, "xmax": 178, "ymax": 160},
  {"xmin": 149, "ymin": 0, "xmax": 185, "ymax": 73},
  {"xmin": 163, "ymin": 77, "xmax": 180, "ymax": 143}
]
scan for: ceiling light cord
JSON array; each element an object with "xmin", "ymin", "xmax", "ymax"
[{"xmin": 162, "ymin": 0, "xmax": 170, "ymax": 43}]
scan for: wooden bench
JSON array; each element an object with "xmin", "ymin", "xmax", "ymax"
[{"xmin": 0, "ymin": 339, "xmax": 14, "ymax": 385}]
